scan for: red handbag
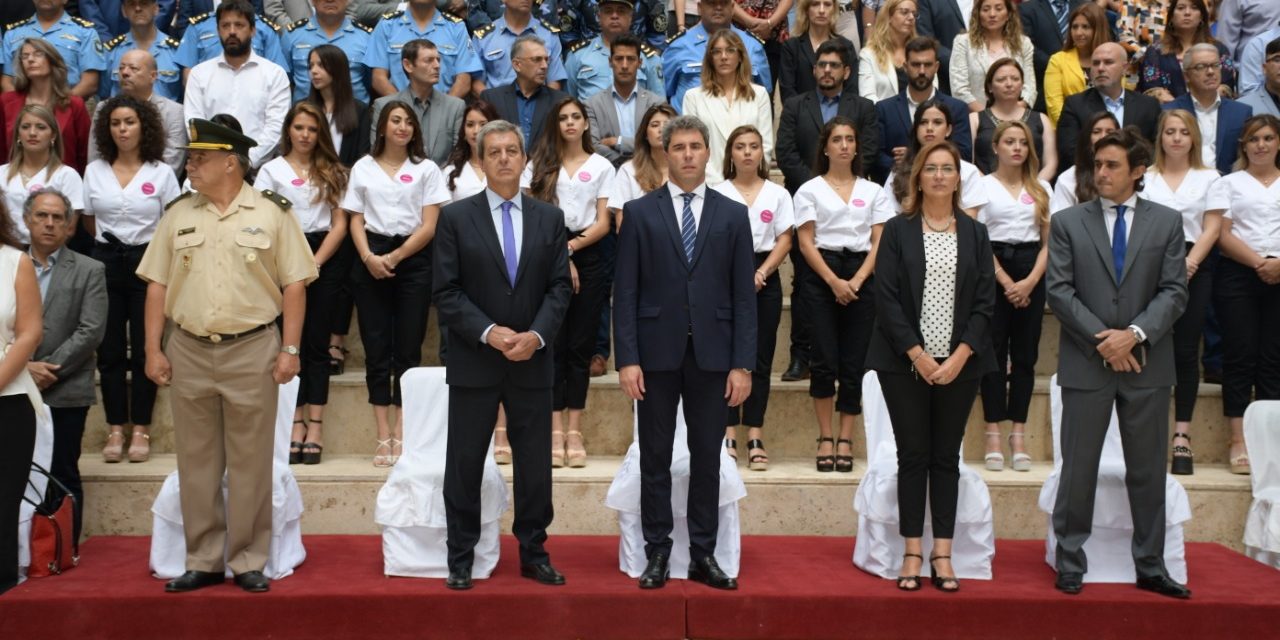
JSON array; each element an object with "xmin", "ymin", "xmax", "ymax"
[{"xmin": 23, "ymin": 464, "xmax": 79, "ymax": 577}]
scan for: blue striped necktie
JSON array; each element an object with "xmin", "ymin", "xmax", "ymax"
[
  {"xmin": 1054, "ymin": 0, "xmax": 1069, "ymax": 41},
  {"xmin": 1112, "ymin": 204, "xmax": 1127, "ymax": 283},
  {"xmin": 681, "ymin": 192, "xmax": 697, "ymax": 263}
]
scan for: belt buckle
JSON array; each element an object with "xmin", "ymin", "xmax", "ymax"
[{"xmin": 208, "ymin": 333, "xmax": 223, "ymax": 344}]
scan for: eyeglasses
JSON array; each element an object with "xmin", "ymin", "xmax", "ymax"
[
  {"xmin": 1188, "ymin": 62, "xmax": 1222, "ymax": 74},
  {"xmin": 815, "ymin": 61, "xmax": 845, "ymax": 70},
  {"xmin": 921, "ymin": 165, "xmax": 958, "ymax": 176}
]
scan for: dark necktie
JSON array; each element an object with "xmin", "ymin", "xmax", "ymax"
[
  {"xmin": 501, "ymin": 200, "xmax": 518, "ymax": 285},
  {"xmin": 1054, "ymin": 0, "xmax": 1069, "ymax": 40},
  {"xmin": 681, "ymin": 192, "xmax": 697, "ymax": 263},
  {"xmin": 1112, "ymin": 204, "xmax": 1127, "ymax": 283}
]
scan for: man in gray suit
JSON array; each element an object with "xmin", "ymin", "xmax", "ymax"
[
  {"xmin": 1239, "ymin": 37, "xmax": 1280, "ymax": 118},
  {"xmin": 23, "ymin": 188, "xmax": 108, "ymax": 541},
  {"xmin": 368, "ymin": 39, "xmax": 465, "ymax": 166},
  {"xmin": 1046, "ymin": 128, "xmax": 1190, "ymax": 599},
  {"xmin": 583, "ymin": 33, "xmax": 666, "ymax": 168}
]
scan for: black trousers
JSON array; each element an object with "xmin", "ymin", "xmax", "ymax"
[
  {"xmin": 351, "ymin": 233, "xmax": 432, "ymax": 406},
  {"xmin": 1172, "ymin": 244, "xmax": 1214, "ymax": 422},
  {"xmin": 804, "ymin": 249, "xmax": 875, "ymax": 414},
  {"xmin": 331, "ymin": 235, "xmax": 357, "ymax": 336},
  {"xmin": 1215, "ymin": 258, "xmax": 1280, "ymax": 417},
  {"xmin": 444, "ymin": 382, "xmax": 553, "ymax": 569},
  {"xmin": 787, "ymin": 243, "xmax": 813, "ymax": 367},
  {"xmin": 0, "ymin": 395, "xmax": 36, "ymax": 595},
  {"xmin": 553, "ymin": 240, "xmax": 611, "ymax": 411},
  {"xmin": 880, "ymin": 371, "xmax": 979, "ymax": 539},
  {"xmin": 297, "ymin": 232, "xmax": 351, "ymax": 407},
  {"xmin": 979, "ymin": 242, "xmax": 1045, "ymax": 423},
  {"xmin": 727, "ymin": 253, "xmax": 782, "ymax": 427},
  {"xmin": 94, "ymin": 241, "xmax": 155, "ymax": 426},
  {"xmin": 639, "ymin": 337, "xmax": 727, "ymax": 561},
  {"xmin": 594, "ymin": 229, "xmax": 617, "ymax": 359},
  {"xmin": 44, "ymin": 406, "xmax": 88, "ymax": 542}
]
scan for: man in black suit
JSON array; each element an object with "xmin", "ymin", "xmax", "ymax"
[
  {"xmin": 434, "ymin": 119, "xmax": 573, "ymax": 591},
  {"xmin": 1056, "ymin": 42, "xmax": 1162, "ymax": 174},
  {"xmin": 915, "ymin": 0, "xmax": 967, "ymax": 95},
  {"xmin": 479, "ymin": 34, "xmax": 569, "ymax": 152},
  {"xmin": 872, "ymin": 36, "xmax": 972, "ymax": 184},
  {"xmin": 1020, "ymin": 0, "xmax": 1086, "ymax": 114},
  {"xmin": 614, "ymin": 115, "xmax": 756, "ymax": 591},
  {"xmin": 776, "ymin": 39, "xmax": 879, "ymax": 382}
]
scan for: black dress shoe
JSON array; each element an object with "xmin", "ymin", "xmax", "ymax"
[
  {"xmin": 1137, "ymin": 574, "xmax": 1191, "ymax": 599},
  {"xmin": 1055, "ymin": 572, "xmax": 1083, "ymax": 595},
  {"xmin": 446, "ymin": 567, "xmax": 473, "ymax": 590},
  {"xmin": 233, "ymin": 571, "xmax": 270, "ymax": 592},
  {"xmin": 688, "ymin": 557, "xmax": 737, "ymax": 590},
  {"xmin": 639, "ymin": 552, "xmax": 670, "ymax": 589},
  {"xmin": 520, "ymin": 562, "xmax": 566, "ymax": 585},
  {"xmin": 165, "ymin": 570, "xmax": 225, "ymax": 593},
  {"xmin": 780, "ymin": 360, "xmax": 809, "ymax": 382}
]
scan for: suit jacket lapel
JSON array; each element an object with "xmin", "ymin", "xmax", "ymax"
[
  {"xmin": 904, "ymin": 217, "xmax": 925, "ymax": 309},
  {"xmin": 803, "ymin": 93, "xmax": 824, "ymax": 135},
  {"xmin": 1120, "ymin": 199, "xmax": 1157, "ymax": 285},
  {"xmin": 44, "ymin": 250, "xmax": 73, "ymax": 310},
  {"xmin": 1082, "ymin": 199, "xmax": 1119, "ymax": 285},
  {"xmin": 655, "ymin": 187, "xmax": 691, "ymax": 272},
  {"xmin": 514, "ymin": 198, "xmax": 540, "ymax": 287},
  {"xmin": 690, "ymin": 189, "xmax": 718, "ymax": 268},
  {"xmin": 468, "ymin": 194, "xmax": 511, "ymax": 282},
  {"xmin": 893, "ymin": 96, "xmax": 911, "ymax": 140}
]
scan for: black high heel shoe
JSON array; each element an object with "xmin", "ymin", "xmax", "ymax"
[
  {"xmin": 897, "ymin": 553, "xmax": 923, "ymax": 591},
  {"xmin": 835, "ymin": 438, "xmax": 854, "ymax": 473},
  {"xmin": 747, "ymin": 438, "xmax": 768, "ymax": 471},
  {"xmin": 289, "ymin": 419, "xmax": 305, "ymax": 465},
  {"xmin": 929, "ymin": 555, "xmax": 960, "ymax": 593},
  {"xmin": 328, "ymin": 345, "xmax": 348, "ymax": 375},
  {"xmin": 816, "ymin": 437, "xmax": 835, "ymax": 472},
  {"xmin": 724, "ymin": 438, "xmax": 738, "ymax": 461},
  {"xmin": 1171, "ymin": 432, "xmax": 1193, "ymax": 475}
]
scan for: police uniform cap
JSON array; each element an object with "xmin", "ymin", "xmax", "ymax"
[
  {"xmin": 599, "ymin": 0, "xmax": 635, "ymax": 7},
  {"xmin": 183, "ymin": 118, "xmax": 259, "ymax": 156}
]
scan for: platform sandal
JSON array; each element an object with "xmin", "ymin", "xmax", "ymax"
[
  {"xmin": 747, "ymin": 439, "xmax": 768, "ymax": 471},
  {"xmin": 1170, "ymin": 432, "xmax": 1193, "ymax": 475},
  {"xmin": 897, "ymin": 553, "xmax": 923, "ymax": 591},
  {"xmin": 835, "ymin": 438, "xmax": 854, "ymax": 473},
  {"xmin": 816, "ymin": 437, "xmax": 835, "ymax": 472},
  {"xmin": 1009, "ymin": 432, "xmax": 1031, "ymax": 472},
  {"xmin": 289, "ymin": 420, "xmax": 306, "ymax": 465},
  {"xmin": 984, "ymin": 431, "xmax": 1004, "ymax": 471},
  {"xmin": 724, "ymin": 438, "xmax": 738, "ymax": 462}
]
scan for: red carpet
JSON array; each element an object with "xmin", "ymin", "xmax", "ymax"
[{"xmin": 1, "ymin": 536, "xmax": 1276, "ymax": 640}]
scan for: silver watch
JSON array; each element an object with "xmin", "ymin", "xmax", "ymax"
[{"xmin": 282, "ymin": 345, "xmax": 300, "ymax": 356}]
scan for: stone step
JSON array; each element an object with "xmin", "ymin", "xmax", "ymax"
[
  {"xmin": 83, "ymin": 373, "xmax": 1234, "ymax": 465},
  {"xmin": 78, "ymin": 454, "xmax": 1251, "ymax": 552}
]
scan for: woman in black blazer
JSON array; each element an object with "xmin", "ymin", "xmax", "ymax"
[
  {"xmin": 779, "ymin": 0, "xmax": 859, "ymax": 101},
  {"xmin": 865, "ymin": 140, "xmax": 996, "ymax": 593}
]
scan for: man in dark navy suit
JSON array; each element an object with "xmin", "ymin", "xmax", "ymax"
[
  {"xmin": 434, "ymin": 119, "xmax": 573, "ymax": 591},
  {"xmin": 872, "ymin": 36, "xmax": 972, "ymax": 184},
  {"xmin": 613, "ymin": 114, "xmax": 757, "ymax": 591}
]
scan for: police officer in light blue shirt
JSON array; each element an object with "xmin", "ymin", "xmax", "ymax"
[
  {"xmin": 1, "ymin": 0, "xmax": 107, "ymax": 97},
  {"xmin": 629, "ymin": 0, "xmax": 667, "ymax": 51},
  {"xmin": 363, "ymin": 0, "xmax": 479, "ymax": 99},
  {"xmin": 565, "ymin": 0, "xmax": 663, "ymax": 100},
  {"xmin": 78, "ymin": 0, "xmax": 177, "ymax": 43},
  {"xmin": 467, "ymin": 0, "xmax": 598, "ymax": 48},
  {"xmin": 472, "ymin": 0, "xmax": 568, "ymax": 92},
  {"xmin": 281, "ymin": 0, "xmax": 372, "ymax": 103},
  {"xmin": 99, "ymin": 0, "xmax": 182, "ymax": 100},
  {"xmin": 661, "ymin": 0, "xmax": 770, "ymax": 113},
  {"xmin": 174, "ymin": 8, "xmax": 290, "ymax": 74}
]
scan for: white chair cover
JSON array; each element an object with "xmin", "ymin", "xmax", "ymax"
[
  {"xmin": 375, "ymin": 367, "xmax": 509, "ymax": 578},
  {"xmin": 16, "ymin": 405, "xmax": 54, "ymax": 583},
  {"xmin": 605, "ymin": 399, "xmax": 746, "ymax": 579},
  {"xmin": 1243, "ymin": 401, "xmax": 1280, "ymax": 569},
  {"xmin": 853, "ymin": 372, "xmax": 996, "ymax": 579},
  {"xmin": 150, "ymin": 378, "xmax": 307, "ymax": 579},
  {"xmin": 1038, "ymin": 374, "xmax": 1190, "ymax": 582}
]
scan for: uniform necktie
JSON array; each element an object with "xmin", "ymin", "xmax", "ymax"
[
  {"xmin": 501, "ymin": 200, "xmax": 518, "ymax": 285},
  {"xmin": 1112, "ymin": 204, "xmax": 1127, "ymax": 283},
  {"xmin": 1054, "ymin": 0, "xmax": 1069, "ymax": 40},
  {"xmin": 681, "ymin": 192, "xmax": 697, "ymax": 263}
]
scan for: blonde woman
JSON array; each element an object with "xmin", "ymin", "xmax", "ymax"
[
  {"xmin": 681, "ymin": 29, "xmax": 774, "ymax": 184},
  {"xmin": 858, "ymin": 0, "xmax": 922, "ymax": 102},
  {"xmin": 949, "ymin": 0, "xmax": 1036, "ymax": 112},
  {"xmin": 1, "ymin": 105, "xmax": 84, "ymax": 245},
  {"xmin": 1044, "ymin": 3, "xmax": 1111, "ymax": 125}
]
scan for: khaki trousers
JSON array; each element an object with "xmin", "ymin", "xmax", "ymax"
[{"xmin": 166, "ymin": 326, "xmax": 280, "ymax": 574}]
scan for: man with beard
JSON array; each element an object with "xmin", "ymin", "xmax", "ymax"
[
  {"xmin": 183, "ymin": 0, "xmax": 292, "ymax": 167},
  {"xmin": 871, "ymin": 36, "xmax": 972, "ymax": 185}
]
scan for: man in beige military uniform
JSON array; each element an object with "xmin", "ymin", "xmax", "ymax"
[{"xmin": 137, "ymin": 119, "xmax": 318, "ymax": 593}]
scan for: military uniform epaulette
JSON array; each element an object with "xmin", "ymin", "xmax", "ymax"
[
  {"xmin": 106, "ymin": 34, "xmax": 129, "ymax": 51},
  {"xmin": 540, "ymin": 18, "xmax": 561, "ymax": 34},
  {"xmin": 188, "ymin": 12, "xmax": 211, "ymax": 25},
  {"xmin": 260, "ymin": 189, "xmax": 292, "ymax": 210},
  {"xmin": 5, "ymin": 17, "xmax": 34, "ymax": 30},
  {"xmin": 70, "ymin": 16, "xmax": 96, "ymax": 29},
  {"xmin": 165, "ymin": 191, "xmax": 195, "ymax": 211},
  {"xmin": 474, "ymin": 22, "xmax": 496, "ymax": 38},
  {"xmin": 354, "ymin": 21, "xmax": 373, "ymax": 33},
  {"xmin": 568, "ymin": 39, "xmax": 590, "ymax": 54},
  {"xmin": 744, "ymin": 30, "xmax": 765, "ymax": 45},
  {"xmin": 640, "ymin": 42, "xmax": 658, "ymax": 58},
  {"xmin": 259, "ymin": 15, "xmax": 281, "ymax": 32},
  {"xmin": 286, "ymin": 17, "xmax": 309, "ymax": 32},
  {"xmin": 382, "ymin": 9, "xmax": 404, "ymax": 20},
  {"xmin": 163, "ymin": 36, "xmax": 180, "ymax": 48},
  {"xmin": 441, "ymin": 10, "xmax": 464, "ymax": 23}
]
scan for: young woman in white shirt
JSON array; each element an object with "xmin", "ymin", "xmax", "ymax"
[
  {"xmin": 681, "ymin": 29, "xmax": 775, "ymax": 185},
  {"xmin": 1206, "ymin": 114, "xmax": 1280, "ymax": 475},
  {"xmin": 608, "ymin": 104, "xmax": 676, "ymax": 227},
  {"xmin": 254, "ymin": 101, "xmax": 350, "ymax": 466},
  {"xmin": 83, "ymin": 95, "xmax": 179, "ymax": 464},
  {"xmin": 1050, "ymin": 111, "xmax": 1118, "ymax": 214},
  {"xmin": 1, "ymin": 105, "xmax": 84, "ymax": 246},
  {"xmin": 973, "ymin": 120, "xmax": 1051, "ymax": 472},
  {"xmin": 342, "ymin": 100, "xmax": 451, "ymax": 467},
  {"xmin": 443, "ymin": 101, "xmax": 501, "ymax": 204},
  {"xmin": 885, "ymin": 99, "xmax": 989, "ymax": 216},
  {"xmin": 523, "ymin": 97, "xmax": 616, "ymax": 468},
  {"xmin": 713, "ymin": 125, "xmax": 794, "ymax": 471},
  {"xmin": 1140, "ymin": 110, "xmax": 1222, "ymax": 475},
  {"xmin": 795, "ymin": 115, "xmax": 893, "ymax": 473}
]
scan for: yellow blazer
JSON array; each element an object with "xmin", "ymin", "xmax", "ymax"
[{"xmin": 1044, "ymin": 50, "xmax": 1088, "ymax": 126}]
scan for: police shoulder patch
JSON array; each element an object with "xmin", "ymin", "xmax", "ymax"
[
  {"xmin": 474, "ymin": 23, "xmax": 496, "ymax": 38},
  {"xmin": 106, "ymin": 34, "xmax": 129, "ymax": 51},
  {"xmin": 188, "ymin": 12, "xmax": 211, "ymax": 25},
  {"xmin": 5, "ymin": 17, "xmax": 34, "ymax": 30},
  {"xmin": 164, "ymin": 191, "xmax": 195, "ymax": 211},
  {"xmin": 286, "ymin": 17, "xmax": 310, "ymax": 32},
  {"xmin": 382, "ymin": 10, "xmax": 405, "ymax": 20},
  {"xmin": 640, "ymin": 42, "xmax": 658, "ymax": 58},
  {"xmin": 540, "ymin": 19, "xmax": 561, "ymax": 34},
  {"xmin": 667, "ymin": 29, "xmax": 691, "ymax": 46},
  {"xmin": 355, "ymin": 21, "xmax": 374, "ymax": 33},
  {"xmin": 71, "ymin": 16, "xmax": 96, "ymax": 29},
  {"xmin": 568, "ymin": 39, "xmax": 590, "ymax": 54},
  {"xmin": 260, "ymin": 189, "xmax": 292, "ymax": 210},
  {"xmin": 259, "ymin": 15, "xmax": 282, "ymax": 32},
  {"xmin": 162, "ymin": 36, "xmax": 181, "ymax": 49},
  {"xmin": 441, "ymin": 10, "xmax": 464, "ymax": 23}
]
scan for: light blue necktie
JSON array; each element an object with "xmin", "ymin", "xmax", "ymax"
[
  {"xmin": 1112, "ymin": 204, "xmax": 1127, "ymax": 283},
  {"xmin": 680, "ymin": 192, "xmax": 697, "ymax": 263},
  {"xmin": 501, "ymin": 200, "xmax": 518, "ymax": 285}
]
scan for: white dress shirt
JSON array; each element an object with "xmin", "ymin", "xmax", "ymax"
[
  {"xmin": 519, "ymin": 154, "xmax": 616, "ymax": 232},
  {"xmin": 1, "ymin": 164, "xmax": 85, "ymax": 245},
  {"xmin": 666, "ymin": 181, "xmax": 707, "ymax": 231},
  {"xmin": 1050, "ymin": 166, "xmax": 1079, "ymax": 214},
  {"xmin": 443, "ymin": 162, "xmax": 487, "ymax": 203},
  {"xmin": 976, "ymin": 175, "xmax": 1051, "ymax": 244},
  {"xmin": 1192, "ymin": 95, "xmax": 1221, "ymax": 170},
  {"xmin": 478, "ymin": 188, "xmax": 545, "ymax": 348},
  {"xmin": 1099, "ymin": 194, "xmax": 1138, "ymax": 245},
  {"xmin": 341, "ymin": 156, "xmax": 451, "ymax": 236},
  {"xmin": 1139, "ymin": 168, "xmax": 1221, "ymax": 243},
  {"xmin": 607, "ymin": 161, "xmax": 649, "ymax": 211},
  {"xmin": 252, "ymin": 157, "xmax": 334, "ymax": 234},
  {"xmin": 712, "ymin": 179, "xmax": 795, "ymax": 253},
  {"xmin": 883, "ymin": 160, "xmax": 989, "ymax": 214},
  {"xmin": 82, "ymin": 159, "xmax": 180, "ymax": 245},
  {"xmin": 1207, "ymin": 171, "xmax": 1280, "ymax": 257},
  {"xmin": 183, "ymin": 52, "xmax": 292, "ymax": 167},
  {"xmin": 794, "ymin": 176, "xmax": 893, "ymax": 251}
]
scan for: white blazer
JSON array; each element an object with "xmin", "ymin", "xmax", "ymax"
[
  {"xmin": 949, "ymin": 34, "xmax": 1038, "ymax": 108},
  {"xmin": 682, "ymin": 83, "xmax": 775, "ymax": 185},
  {"xmin": 858, "ymin": 46, "xmax": 939, "ymax": 103}
]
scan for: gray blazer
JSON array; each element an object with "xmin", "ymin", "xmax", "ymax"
[
  {"xmin": 1046, "ymin": 197, "xmax": 1188, "ymax": 391},
  {"xmin": 369, "ymin": 88, "xmax": 466, "ymax": 167},
  {"xmin": 32, "ymin": 249, "xmax": 108, "ymax": 408},
  {"xmin": 263, "ymin": 0, "xmax": 314, "ymax": 26},
  {"xmin": 1239, "ymin": 90, "xmax": 1280, "ymax": 119},
  {"xmin": 583, "ymin": 87, "xmax": 665, "ymax": 166}
]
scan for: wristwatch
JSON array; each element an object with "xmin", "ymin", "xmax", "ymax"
[
  {"xmin": 282, "ymin": 345, "xmax": 300, "ymax": 356},
  {"xmin": 735, "ymin": 367, "xmax": 752, "ymax": 374}
]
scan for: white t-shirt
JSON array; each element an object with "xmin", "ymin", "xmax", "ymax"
[
  {"xmin": 794, "ymin": 176, "xmax": 894, "ymax": 252},
  {"xmin": 606, "ymin": 161, "xmax": 650, "ymax": 211},
  {"xmin": 520, "ymin": 154, "xmax": 616, "ymax": 232},
  {"xmin": 253, "ymin": 157, "xmax": 335, "ymax": 234},
  {"xmin": 443, "ymin": 162, "xmax": 486, "ymax": 203},
  {"xmin": 1050, "ymin": 166, "xmax": 1079, "ymax": 214},
  {"xmin": 712, "ymin": 179, "xmax": 795, "ymax": 253},
  {"xmin": 1139, "ymin": 168, "xmax": 1221, "ymax": 244},
  {"xmin": 341, "ymin": 156, "xmax": 451, "ymax": 237},
  {"xmin": 1206, "ymin": 171, "xmax": 1280, "ymax": 257},
  {"xmin": 976, "ymin": 175, "xmax": 1051, "ymax": 244},
  {"xmin": 1, "ymin": 164, "xmax": 85, "ymax": 244},
  {"xmin": 882, "ymin": 160, "xmax": 988, "ymax": 215},
  {"xmin": 82, "ymin": 159, "xmax": 180, "ymax": 245}
]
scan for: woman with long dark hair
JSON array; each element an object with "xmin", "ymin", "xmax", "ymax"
[
  {"xmin": 522, "ymin": 97, "xmax": 616, "ymax": 468},
  {"xmin": 83, "ymin": 94, "xmax": 178, "ymax": 464},
  {"xmin": 444, "ymin": 101, "xmax": 502, "ymax": 203},
  {"xmin": 1044, "ymin": 2, "xmax": 1111, "ymax": 125},
  {"xmin": 1138, "ymin": 0, "xmax": 1238, "ymax": 103},
  {"xmin": 607, "ymin": 104, "xmax": 676, "ymax": 227},
  {"xmin": 255, "ymin": 102, "xmax": 350, "ymax": 465},
  {"xmin": 342, "ymin": 101, "xmax": 450, "ymax": 467},
  {"xmin": 884, "ymin": 98, "xmax": 987, "ymax": 216},
  {"xmin": 1049, "ymin": 111, "xmax": 1119, "ymax": 213}
]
